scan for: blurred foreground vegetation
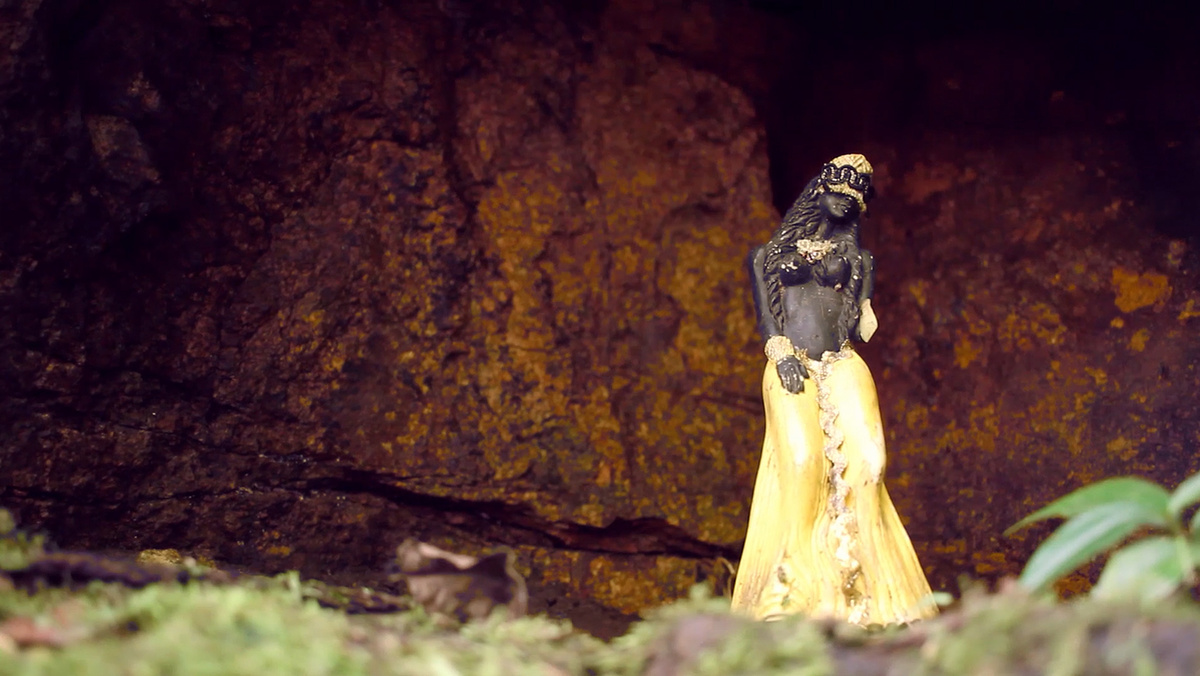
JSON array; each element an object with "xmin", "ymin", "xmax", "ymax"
[{"xmin": 4, "ymin": 507, "xmax": 1200, "ymax": 675}]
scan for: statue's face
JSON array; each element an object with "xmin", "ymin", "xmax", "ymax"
[{"xmin": 817, "ymin": 190, "xmax": 860, "ymax": 224}]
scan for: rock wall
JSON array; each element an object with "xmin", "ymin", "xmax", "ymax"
[
  {"xmin": 0, "ymin": 0, "xmax": 781, "ymax": 634},
  {"xmin": 863, "ymin": 137, "xmax": 1200, "ymax": 596}
]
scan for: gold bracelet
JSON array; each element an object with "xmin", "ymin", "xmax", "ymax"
[{"xmin": 764, "ymin": 335, "xmax": 796, "ymax": 363}]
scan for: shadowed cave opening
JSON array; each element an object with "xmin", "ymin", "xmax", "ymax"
[{"xmin": 748, "ymin": 1, "xmax": 1200, "ymax": 241}]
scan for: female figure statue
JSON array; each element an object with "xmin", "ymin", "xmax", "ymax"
[{"xmin": 731, "ymin": 154, "xmax": 936, "ymax": 626}]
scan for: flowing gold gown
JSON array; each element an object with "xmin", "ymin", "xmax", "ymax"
[{"xmin": 731, "ymin": 348, "xmax": 937, "ymax": 625}]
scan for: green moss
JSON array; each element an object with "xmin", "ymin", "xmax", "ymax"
[
  {"xmin": 3, "ymin": 540, "xmax": 1200, "ymax": 675},
  {"xmin": 0, "ymin": 574, "xmax": 609, "ymax": 676},
  {"xmin": 595, "ymin": 586, "xmax": 834, "ymax": 676},
  {"xmin": 2, "ymin": 582, "xmax": 356, "ymax": 675},
  {"xmin": 0, "ymin": 509, "xmax": 47, "ymax": 571},
  {"xmin": 907, "ymin": 587, "xmax": 1200, "ymax": 675}
]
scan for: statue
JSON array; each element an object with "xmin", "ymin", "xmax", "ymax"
[{"xmin": 731, "ymin": 154, "xmax": 937, "ymax": 626}]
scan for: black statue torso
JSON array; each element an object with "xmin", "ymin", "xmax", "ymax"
[
  {"xmin": 749, "ymin": 189, "xmax": 875, "ymax": 392},
  {"xmin": 781, "ymin": 282, "xmax": 849, "ymax": 357}
]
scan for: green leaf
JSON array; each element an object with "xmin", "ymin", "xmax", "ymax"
[
  {"xmin": 1091, "ymin": 536, "xmax": 1182, "ymax": 600},
  {"xmin": 1168, "ymin": 472, "xmax": 1200, "ymax": 521},
  {"xmin": 1191, "ymin": 507, "xmax": 1200, "ymax": 535},
  {"xmin": 1017, "ymin": 502, "xmax": 1162, "ymax": 593},
  {"xmin": 1006, "ymin": 477, "xmax": 1171, "ymax": 536}
]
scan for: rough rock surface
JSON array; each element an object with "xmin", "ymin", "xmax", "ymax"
[
  {"xmin": 0, "ymin": 0, "xmax": 778, "ymax": 634},
  {"xmin": 1, "ymin": 0, "xmax": 1198, "ymax": 636},
  {"xmin": 862, "ymin": 137, "xmax": 1200, "ymax": 597},
  {"xmin": 815, "ymin": 27, "xmax": 1200, "ymax": 596}
]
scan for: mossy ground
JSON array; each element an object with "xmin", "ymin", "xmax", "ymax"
[
  {"xmin": 4, "ymin": 508, "xmax": 1200, "ymax": 675},
  {"xmin": 4, "ymin": 576, "xmax": 1200, "ymax": 675}
]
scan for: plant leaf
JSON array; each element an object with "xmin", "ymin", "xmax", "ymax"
[
  {"xmin": 1006, "ymin": 477, "xmax": 1170, "ymax": 536},
  {"xmin": 1168, "ymin": 472, "xmax": 1200, "ymax": 521},
  {"xmin": 1191, "ymin": 507, "xmax": 1200, "ymax": 535},
  {"xmin": 1017, "ymin": 502, "xmax": 1161, "ymax": 593},
  {"xmin": 1091, "ymin": 536, "xmax": 1181, "ymax": 600}
]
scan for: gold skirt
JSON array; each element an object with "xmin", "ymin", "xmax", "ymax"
[{"xmin": 730, "ymin": 348, "xmax": 936, "ymax": 625}]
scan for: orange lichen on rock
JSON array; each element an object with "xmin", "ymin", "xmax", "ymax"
[
  {"xmin": 1128, "ymin": 328, "xmax": 1151, "ymax": 352},
  {"xmin": 996, "ymin": 302, "xmax": 1068, "ymax": 352},
  {"xmin": 1178, "ymin": 298, "xmax": 1200, "ymax": 321},
  {"xmin": 869, "ymin": 142, "xmax": 1200, "ymax": 601},
  {"xmin": 448, "ymin": 38, "xmax": 776, "ymax": 533},
  {"xmin": 584, "ymin": 555, "xmax": 700, "ymax": 616},
  {"xmin": 1111, "ymin": 266, "xmax": 1171, "ymax": 312}
]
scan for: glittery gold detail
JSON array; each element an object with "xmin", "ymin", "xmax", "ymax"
[
  {"xmin": 793, "ymin": 238, "xmax": 835, "ymax": 263},
  {"xmin": 822, "ymin": 154, "xmax": 874, "ymax": 211},
  {"xmin": 804, "ymin": 349, "xmax": 866, "ymax": 624},
  {"xmin": 764, "ymin": 335, "xmax": 797, "ymax": 364},
  {"xmin": 828, "ymin": 153, "xmax": 873, "ymax": 175}
]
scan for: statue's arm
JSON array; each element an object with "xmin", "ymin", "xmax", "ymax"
[
  {"xmin": 860, "ymin": 249, "xmax": 875, "ymax": 303},
  {"xmin": 747, "ymin": 244, "xmax": 807, "ymax": 393},
  {"xmin": 855, "ymin": 248, "xmax": 878, "ymax": 342},
  {"xmin": 747, "ymin": 245, "xmax": 780, "ymax": 341}
]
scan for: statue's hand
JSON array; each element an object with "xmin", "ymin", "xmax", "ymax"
[{"xmin": 776, "ymin": 356, "xmax": 808, "ymax": 394}]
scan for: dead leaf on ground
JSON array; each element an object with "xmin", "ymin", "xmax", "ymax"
[
  {"xmin": 389, "ymin": 539, "xmax": 528, "ymax": 623},
  {"xmin": 0, "ymin": 614, "xmax": 92, "ymax": 650}
]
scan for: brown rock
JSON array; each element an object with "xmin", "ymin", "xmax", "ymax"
[
  {"xmin": 860, "ymin": 135, "xmax": 1200, "ymax": 596},
  {"xmin": 0, "ymin": 0, "xmax": 773, "ymax": 630}
]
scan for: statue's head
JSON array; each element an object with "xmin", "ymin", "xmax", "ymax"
[
  {"xmin": 779, "ymin": 153, "xmax": 876, "ymax": 236},
  {"xmin": 816, "ymin": 154, "xmax": 875, "ymax": 212}
]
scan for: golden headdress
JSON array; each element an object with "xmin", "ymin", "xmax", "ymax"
[{"xmin": 818, "ymin": 153, "xmax": 874, "ymax": 211}]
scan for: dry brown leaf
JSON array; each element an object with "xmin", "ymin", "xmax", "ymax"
[
  {"xmin": 0, "ymin": 614, "xmax": 91, "ymax": 649},
  {"xmin": 390, "ymin": 539, "xmax": 527, "ymax": 623}
]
